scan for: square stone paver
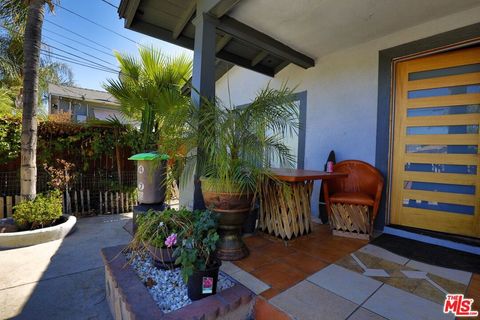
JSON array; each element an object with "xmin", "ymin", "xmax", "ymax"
[
  {"xmin": 229, "ymin": 269, "xmax": 270, "ymax": 294},
  {"xmin": 270, "ymin": 281, "xmax": 358, "ymax": 320},
  {"xmin": 347, "ymin": 307, "xmax": 387, "ymax": 320},
  {"xmin": 359, "ymin": 245, "xmax": 409, "ymax": 265},
  {"xmin": 220, "ymin": 261, "xmax": 244, "ymax": 275},
  {"xmin": 308, "ymin": 264, "xmax": 382, "ymax": 304},
  {"xmin": 363, "ymin": 284, "xmax": 454, "ymax": 320},
  {"xmin": 405, "ymin": 260, "xmax": 471, "ymax": 285}
]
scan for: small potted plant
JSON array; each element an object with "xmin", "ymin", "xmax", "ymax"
[
  {"xmin": 174, "ymin": 210, "xmax": 220, "ymax": 301},
  {"xmin": 132, "ymin": 208, "xmax": 191, "ymax": 269}
]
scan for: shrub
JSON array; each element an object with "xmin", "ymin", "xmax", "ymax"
[
  {"xmin": 174, "ymin": 210, "xmax": 219, "ymax": 282},
  {"xmin": 133, "ymin": 208, "xmax": 192, "ymax": 248},
  {"xmin": 13, "ymin": 190, "xmax": 63, "ymax": 230}
]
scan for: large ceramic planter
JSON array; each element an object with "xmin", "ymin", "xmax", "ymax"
[
  {"xmin": 146, "ymin": 243, "xmax": 177, "ymax": 269},
  {"xmin": 0, "ymin": 215, "xmax": 76, "ymax": 249},
  {"xmin": 187, "ymin": 260, "xmax": 221, "ymax": 301},
  {"xmin": 201, "ymin": 179, "xmax": 254, "ymax": 261}
]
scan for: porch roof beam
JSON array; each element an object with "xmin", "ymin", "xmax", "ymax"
[
  {"xmin": 216, "ymin": 16, "xmax": 315, "ymax": 69},
  {"xmin": 216, "ymin": 34, "xmax": 232, "ymax": 53},
  {"xmin": 209, "ymin": 0, "xmax": 242, "ymax": 18},
  {"xmin": 251, "ymin": 50, "xmax": 268, "ymax": 66},
  {"xmin": 130, "ymin": 20, "xmax": 194, "ymax": 50},
  {"xmin": 172, "ymin": 0, "xmax": 197, "ymax": 39}
]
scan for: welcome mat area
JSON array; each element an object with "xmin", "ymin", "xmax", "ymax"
[{"xmin": 371, "ymin": 234, "xmax": 480, "ymax": 274}]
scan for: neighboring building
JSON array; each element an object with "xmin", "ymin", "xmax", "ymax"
[
  {"xmin": 118, "ymin": 0, "xmax": 480, "ymax": 243},
  {"xmin": 48, "ymin": 83, "xmax": 127, "ymax": 123}
]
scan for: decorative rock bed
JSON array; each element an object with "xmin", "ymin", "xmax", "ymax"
[
  {"xmin": 0, "ymin": 215, "xmax": 77, "ymax": 249},
  {"xmin": 102, "ymin": 245, "xmax": 255, "ymax": 320},
  {"xmin": 126, "ymin": 251, "xmax": 236, "ymax": 313}
]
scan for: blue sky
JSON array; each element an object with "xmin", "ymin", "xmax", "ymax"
[{"xmin": 43, "ymin": 0, "xmax": 193, "ymax": 90}]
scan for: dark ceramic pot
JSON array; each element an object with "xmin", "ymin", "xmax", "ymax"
[
  {"xmin": 201, "ymin": 186, "xmax": 253, "ymax": 261},
  {"xmin": 187, "ymin": 260, "xmax": 221, "ymax": 301},
  {"xmin": 146, "ymin": 243, "xmax": 178, "ymax": 269}
]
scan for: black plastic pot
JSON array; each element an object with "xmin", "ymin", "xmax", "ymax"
[{"xmin": 187, "ymin": 261, "xmax": 221, "ymax": 301}]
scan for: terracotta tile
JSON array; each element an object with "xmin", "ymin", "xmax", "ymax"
[
  {"xmin": 251, "ymin": 261, "xmax": 306, "ymax": 290},
  {"xmin": 260, "ymin": 288, "xmax": 284, "ymax": 300},
  {"xmin": 254, "ymin": 298, "xmax": 291, "ymax": 320},
  {"xmin": 243, "ymin": 235, "xmax": 272, "ymax": 249},
  {"xmin": 233, "ymin": 250, "xmax": 275, "ymax": 272},
  {"xmin": 465, "ymin": 273, "xmax": 480, "ymax": 320},
  {"xmin": 279, "ymin": 251, "xmax": 328, "ymax": 275},
  {"xmin": 260, "ymin": 242, "xmax": 297, "ymax": 260}
]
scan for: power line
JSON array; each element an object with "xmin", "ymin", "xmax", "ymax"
[
  {"xmin": 44, "ymin": 20, "xmax": 113, "ymax": 52},
  {"xmin": 100, "ymin": 0, "xmax": 118, "ymax": 9},
  {"xmin": 42, "ymin": 53, "xmax": 119, "ymax": 77},
  {"xmin": 43, "ymin": 27, "xmax": 113, "ymax": 57},
  {"xmin": 42, "ymin": 51, "xmax": 116, "ymax": 73},
  {"xmin": 55, "ymin": 3, "xmax": 141, "ymax": 46},
  {"xmin": 42, "ymin": 38, "xmax": 118, "ymax": 68},
  {"xmin": 41, "ymin": 45, "xmax": 119, "ymax": 73}
]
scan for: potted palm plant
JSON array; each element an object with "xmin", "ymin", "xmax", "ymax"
[
  {"xmin": 174, "ymin": 210, "xmax": 220, "ymax": 301},
  {"xmin": 191, "ymin": 84, "xmax": 299, "ymax": 260},
  {"xmin": 131, "ymin": 208, "xmax": 191, "ymax": 269}
]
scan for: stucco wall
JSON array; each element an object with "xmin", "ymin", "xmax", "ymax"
[{"xmin": 215, "ymin": 5, "xmax": 480, "ymax": 217}]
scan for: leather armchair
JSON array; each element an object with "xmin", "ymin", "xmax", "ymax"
[{"xmin": 323, "ymin": 160, "xmax": 384, "ymax": 236}]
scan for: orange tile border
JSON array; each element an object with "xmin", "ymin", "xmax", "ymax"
[
  {"xmin": 254, "ymin": 297, "xmax": 291, "ymax": 320},
  {"xmin": 251, "ymin": 261, "xmax": 306, "ymax": 290},
  {"xmin": 260, "ymin": 288, "xmax": 284, "ymax": 300}
]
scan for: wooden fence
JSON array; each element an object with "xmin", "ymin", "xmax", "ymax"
[{"xmin": 1, "ymin": 190, "xmax": 138, "ymax": 219}]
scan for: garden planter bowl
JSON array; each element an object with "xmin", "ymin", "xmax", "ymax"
[
  {"xmin": 201, "ymin": 186, "xmax": 254, "ymax": 261},
  {"xmin": 146, "ymin": 243, "xmax": 178, "ymax": 269},
  {"xmin": 0, "ymin": 215, "xmax": 76, "ymax": 249}
]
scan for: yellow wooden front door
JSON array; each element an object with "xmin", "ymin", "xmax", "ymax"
[{"xmin": 391, "ymin": 46, "xmax": 480, "ymax": 238}]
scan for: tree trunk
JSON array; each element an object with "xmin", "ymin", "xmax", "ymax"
[{"xmin": 20, "ymin": 0, "xmax": 45, "ymax": 201}]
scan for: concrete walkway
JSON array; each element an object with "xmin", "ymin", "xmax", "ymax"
[{"xmin": 0, "ymin": 214, "xmax": 132, "ymax": 320}]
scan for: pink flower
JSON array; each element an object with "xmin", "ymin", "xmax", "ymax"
[{"xmin": 165, "ymin": 233, "xmax": 177, "ymax": 248}]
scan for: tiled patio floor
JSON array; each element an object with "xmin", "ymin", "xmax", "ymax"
[{"xmin": 220, "ymin": 223, "xmax": 480, "ymax": 320}]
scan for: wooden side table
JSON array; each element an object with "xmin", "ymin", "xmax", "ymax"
[{"xmin": 259, "ymin": 169, "xmax": 347, "ymax": 240}]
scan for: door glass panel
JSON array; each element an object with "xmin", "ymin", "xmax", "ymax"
[
  {"xmin": 407, "ymin": 105, "xmax": 480, "ymax": 117},
  {"xmin": 404, "ymin": 181, "xmax": 475, "ymax": 194},
  {"xmin": 408, "ymin": 85, "xmax": 480, "ymax": 99},
  {"xmin": 403, "ymin": 200, "xmax": 474, "ymax": 215},
  {"xmin": 408, "ymin": 63, "xmax": 480, "ymax": 81},
  {"xmin": 406, "ymin": 125, "xmax": 479, "ymax": 135},
  {"xmin": 405, "ymin": 163, "xmax": 477, "ymax": 174},
  {"xmin": 406, "ymin": 145, "xmax": 478, "ymax": 154}
]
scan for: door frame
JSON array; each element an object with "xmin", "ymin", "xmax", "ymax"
[{"xmin": 374, "ymin": 23, "xmax": 480, "ymax": 231}]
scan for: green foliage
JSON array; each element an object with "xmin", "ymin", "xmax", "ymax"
[
  {"xmin": 13, "ymin": 190, "xmax": 63, "ymax": 230},
  {"xmin": 0, "ymin": 14, "xmax": 74, "ymax": 109},
  {"xmin": 103, "ymin": 46, "xmax": 192, "ymax": 151},
  {"xmin": 180, "ymin": 84, "xmax": 299, "ymax": 194},
  {"xmin": 174, "ymin": 210, "xmax": 219, "ymax": 282},
  {"xmin": 0, "ymin": 115, "xmax": 21, "ymax": 162},
  {"xmin": 133, "ymin": 208, "xmax": 192, "ymax": 248},
  {"xmin": 0, "ymin": 86, "xmax": 16, "ymax": 115}
]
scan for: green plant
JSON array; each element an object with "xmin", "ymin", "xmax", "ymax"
[
  {"xmin": 132, "ymin": 208, "xmax": 192, "ymax": 249},
  {"xmin": 103, "ymin": 46, "xmax": 192, "ymax": 151},
  {"xmin": 0, "ymin": 115, "xmax": 21, "ymax": 162},
  {"xmin": 174, "ymin": 210, "xmax": 219, "ymax": 282},
  {"xmin": 182, "ymin": 84, "xmax": 299, "ymax": 194},
  {"xmin": 13, "ymin": 189, "xmax": 63, "ymax": 229}
]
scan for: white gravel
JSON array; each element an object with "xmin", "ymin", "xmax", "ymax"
[{"xmin": 126, "ymin": 252, "xmax": 236, "ymax": 313}]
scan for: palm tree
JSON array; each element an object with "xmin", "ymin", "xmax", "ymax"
[
  {"xmin": 0, "ymin": 0, "xmax": 59, "ymax": 200},
  {"xmin": 20, "ymin": 0, "xmax": 47, "ymax": 200},
  {"xmin": 104, "ymin": 46, "xmax": 192, "ymax": 152}
]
